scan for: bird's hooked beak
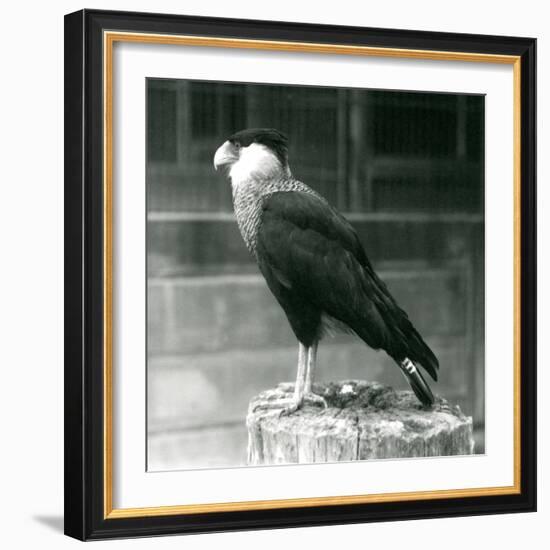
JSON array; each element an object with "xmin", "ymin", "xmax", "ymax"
[{"xmin": 213, "ymin": 141, "xmax": 239, "ymax": 171}]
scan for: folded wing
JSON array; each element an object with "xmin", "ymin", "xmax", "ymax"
[{"xmin": 256, "ymin": 190, "xmax": 439, "ymax": 381}]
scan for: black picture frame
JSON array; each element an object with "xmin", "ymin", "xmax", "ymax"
[{"xmin": 64, "ymin": 8, "xmax": 536, "ymax": 541}]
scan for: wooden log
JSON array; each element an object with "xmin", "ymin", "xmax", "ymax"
[{"xmin": 246, "ymin": 380, "xmax": 474, "ymax": 465}]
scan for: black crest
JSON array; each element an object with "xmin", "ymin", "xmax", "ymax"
[{"xmin": 228, "ymin": 128, "xmax": 289, "ymax": 166}]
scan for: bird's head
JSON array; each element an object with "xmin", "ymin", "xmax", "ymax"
[{"xmin": 213, "ymin": 128, "xmax": 290, "ymax": 184}]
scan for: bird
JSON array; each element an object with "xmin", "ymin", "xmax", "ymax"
[{"xmin": 213, "ymin": 128, "xmax": 438, "ymax": 414}]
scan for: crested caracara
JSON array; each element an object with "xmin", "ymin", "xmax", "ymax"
[{"xmin": 214, "ymin": 128, "xmax": 438, "ymax": 413}]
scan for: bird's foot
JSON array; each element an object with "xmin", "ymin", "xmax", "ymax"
[
  {"xmin": 252, "ymin": 391, "xmax": 327, "ymax": 417},
  {"xmin": 276, "ymin": 393, "xmax": 328, "ymax": 417},
  {"xmin": 253, "ymin": 398, "xmax": 301, "ymax": 416},
  {"xmin": 302, "ymin": 392, "xmax": 328, "ymax": 409}
]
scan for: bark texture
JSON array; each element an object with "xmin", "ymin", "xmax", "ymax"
[{"xmin": 247, "ymin": 380, "xmax": 474, "ymax": 465}]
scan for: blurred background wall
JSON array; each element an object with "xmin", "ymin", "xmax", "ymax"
[{"xmin": 146, "ymin": 79, "xmax": 485, "ymax": 470}]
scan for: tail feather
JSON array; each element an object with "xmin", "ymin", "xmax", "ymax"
[
  {"xmin": 362, "ymin": 276, "xmax": 440, "ymax": 382},
  {"xmin": 399, "ymin": 358, "xmax": 435, "ymax": 407},
  {"xmin": 407, "ymin": 328, "xmax": 439, "ymax": 382}
]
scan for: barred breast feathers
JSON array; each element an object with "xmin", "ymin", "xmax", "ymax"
[{"xmin": 232, "ymin": 176, "xmax": 320, "ymax": 257}]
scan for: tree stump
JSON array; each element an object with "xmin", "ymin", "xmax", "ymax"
[{"xmin": 246, "ymin": 380, "xmax": 474, "ymax": 465}]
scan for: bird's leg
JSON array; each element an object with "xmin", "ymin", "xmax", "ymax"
[
  {"xmin": 303, "ymin": 341, "xmax": 317, "ymax": 394},
  {"xmin": 303, "ymin": 341, "xmax": 327, "ymax": 408},
  {"xmin": 293, "ymin": 342, "xmax": 308, "ymax": 403},
  {"xmin": 253, "ymin": 343, "xmax": 307, "ymax": 415}
]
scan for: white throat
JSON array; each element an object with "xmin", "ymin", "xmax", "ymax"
[{"xmin": 229, "ymin": 143, "xmax": 290, "ymax": 189}]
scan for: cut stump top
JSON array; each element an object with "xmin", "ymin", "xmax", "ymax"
[{"xmin": 247, "ymin": 380, "xmax": 474, "ymax": 465}]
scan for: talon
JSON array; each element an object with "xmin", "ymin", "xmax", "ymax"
[
  {"xmin": 278, "ymin": 402, "xmax": 300, "ymax": 417},
  {"xmin": 252, "ymin": 397, "xmax": 301, "ymax": 416},
  {"xmin": 303, "ymin": 392, "xmax": 328, "ymax": 409}
]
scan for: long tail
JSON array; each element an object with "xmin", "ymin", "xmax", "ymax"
[
  {"xmin": 399, "ymin": 358, "xmax": 435, "ymax": 407},
  {"xmin": 391, "ymin": 319, "xmax": 439, "ymax": 382}
]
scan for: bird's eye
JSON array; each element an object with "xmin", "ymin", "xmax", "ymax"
[{"xmin": 234, "ymin": 142, "xmax": 241, "ymax": 150}]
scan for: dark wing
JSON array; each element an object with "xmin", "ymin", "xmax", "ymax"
[{"xmin": 256, "ymin": 190, "xmax": 438, "ymax": 381}]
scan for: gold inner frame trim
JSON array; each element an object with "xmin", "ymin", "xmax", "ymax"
[{"xmin": 103, "ymin": 30, "xmax": 522, "ymax": 520}]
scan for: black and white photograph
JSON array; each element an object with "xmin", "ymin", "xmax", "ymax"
[
  {"xmin": 146, "ymin": 79, "xmax": 485, "ymax": 471},
  {"xmin": 0, "ymin": 0, "xmax": 544, "ymax": 546},
  {"xmin": 61, "ymin": 4, "xmax": 537, "ymax": 543}
]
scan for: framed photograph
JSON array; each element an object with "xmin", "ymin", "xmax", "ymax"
[{"xmin": 64, "ymin": 9, "xmax": 536, "ymax": 540}]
